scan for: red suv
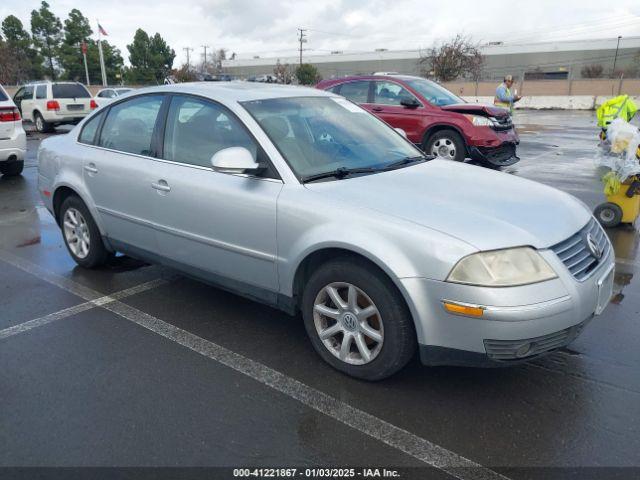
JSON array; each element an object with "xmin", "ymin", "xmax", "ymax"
[{"xmin": 316, "ymin": 75, "xmax": 520, "ymax": 167}]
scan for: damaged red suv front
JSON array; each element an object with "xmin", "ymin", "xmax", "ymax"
[{"xmin": 317, "ymin": 75, "xmax": 520, "ymax": 167}]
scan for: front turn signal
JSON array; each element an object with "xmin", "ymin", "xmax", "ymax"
[{"xmin": 443, "ymin": 301, "xmax": 485, "ymax": 317}]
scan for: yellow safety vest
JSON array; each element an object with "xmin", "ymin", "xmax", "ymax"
[{"xmin": 494, "ymin": 84, "xmax": 512, "ymax": 112}]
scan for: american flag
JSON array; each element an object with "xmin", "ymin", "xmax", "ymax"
[{"xmin": 98, "ymin": 23, "xmax": 108, "ymax": 36}]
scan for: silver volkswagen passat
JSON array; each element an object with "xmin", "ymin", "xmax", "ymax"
[{"xmin": 37, "ymin": 83, "xmax": 615, "ymax": 380}]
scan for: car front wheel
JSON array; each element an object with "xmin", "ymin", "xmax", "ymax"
[
  {"xmin": 424, "ymin": 130, "xmax": 466, "ymax": 161},
  {"xmin": 59, "ymin": 195, "xmax": 109, "ymax": 268},
  {"xmin": 302, "ymin": 257, "xmax": 416, "ymax": 380}
]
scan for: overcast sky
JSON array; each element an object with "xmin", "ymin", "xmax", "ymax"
[{"xmin": 1, "ymin": 0, "xmax": 639, "ymax": 66}]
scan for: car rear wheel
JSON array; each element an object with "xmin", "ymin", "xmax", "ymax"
[
  {"xmin": 34, "ymin": 112, "xmax": 53, "ymax": 133},
  {"xmin": 302, "ymin": 257, "xmax": 416, "ymax": 381},
  {"xmin": 424, "ymin": 130, "xmax": 466, "ymax": 161},
  {"xmin": 59, "ymin": 195, "xmax": 109, "ymax": 268},
  {"xmin": 0, "ymin": 160, "xmax": 23, "ymax": 176}
]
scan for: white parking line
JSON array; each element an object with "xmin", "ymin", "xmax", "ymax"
[
  {"xmin": 0, "ymin": 277, "xmax": 169, "ymax": 340},
  {"xmin": 0, "ymin": 250, "xmax": 509, "ymax": 480}
]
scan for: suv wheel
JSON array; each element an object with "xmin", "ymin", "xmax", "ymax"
[
  {"xmin": 0, "ymin": 160, "xmax": 24, "ymax": 176},
  {"xmin": 59, "ymin": 195, "xmax": 109, "ymax": 268},
  {"xmin": 34, "ymin": 112, "xmax": 53, "ymax": 133},
  {"xmin": 302, "ymin": 257, "xmax": 416, "ymax": 380},
  {"xmin": 425, "ymin": 130, "xmax": 466, "ymax": 161}
]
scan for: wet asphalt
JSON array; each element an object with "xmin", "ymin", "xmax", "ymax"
[{"xmin": 0, "ymin": 112, "xmax": 639, "ymax": 480}]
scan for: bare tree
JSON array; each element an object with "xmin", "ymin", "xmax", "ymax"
[
  {"xmin": 581, "ymin": 64, "xmax": 604, "ymax": 79},
  {"xmin": 418, "ymin": 34, "xmax": 484, "ymax": 82},
  {"xmin": 273, "ymin": 59, "xmax": 293, "ymax": 84}
]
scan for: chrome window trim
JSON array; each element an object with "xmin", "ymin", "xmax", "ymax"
[{"xmin": 74, "ymin": 142, "xmax": 284, "ymax": 184}]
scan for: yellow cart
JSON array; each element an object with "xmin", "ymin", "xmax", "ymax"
[{"xmin": 594, "ymin": 174, "xmax": 640, "ymax": 227}]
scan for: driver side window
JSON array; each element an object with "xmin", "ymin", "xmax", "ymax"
[{"xmin": 373, "ymin": 81, "xmax": 418, "ymax": 106}]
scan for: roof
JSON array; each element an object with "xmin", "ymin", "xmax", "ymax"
[
  {"xmin": 133, "ymin": 81, "xmax": 331, "ymax": 102},
  {"xmin": 222, "ymin": 36, "xmax": 640, "ymax": 68}
]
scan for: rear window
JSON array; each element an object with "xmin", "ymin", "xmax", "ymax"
[
  {"xmin": 0, "ymin": 89, "xmax": 8, "ymax": 101},
  {"xmin": 52, "ymin": 84, "xmax": 91, "ymax": 99}
]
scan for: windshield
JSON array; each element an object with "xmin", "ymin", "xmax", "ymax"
[
  {"xmin": 52, "ymin": 84, "xmax": 91, "ymax": 99},
  {"xmin": 242, "ymin": 96, "xmax": 423, "ymax": 180},
  {"xmin": 404, "ymin": 78, "xmax": 464, "ymax": 106}
]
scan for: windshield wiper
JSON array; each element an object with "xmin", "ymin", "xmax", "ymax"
[
  {"xmin": 301, "ymin": 166, "xmax": 380, "ymax": 183},
  {"xmin": 382, "ymin": 155, "xmax": 429, "ymax": 170}
]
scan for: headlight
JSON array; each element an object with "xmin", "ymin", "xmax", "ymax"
[
  {"xmin": 463, "ymin": 114, "xmax": 494, "ymax": 127},
  {"xmin": 447, "ymin": 247, "xmax": 557, "ymax": 287}
]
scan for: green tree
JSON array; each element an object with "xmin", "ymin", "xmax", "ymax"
[
  {"xmin": 126, "ymin": 29, "xmax": 175, "ymax": 84},
  {"xmin": 30, "ymin": 1, "xmax": 63, "ymax": 79},
  {"xmin": 58, "ymin": 9, "xmax": 123, "ymax": 84},
  {"xmin": 295, "ymin": 63, "xmax": 320, "ymax": 85},
  {"xmin": 1, "ymin": 15, "xmax": 42, "ymax": 82}
]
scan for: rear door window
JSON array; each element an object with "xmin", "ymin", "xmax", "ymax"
[
  {"xmin": 78, "ymin": 111, "xmax": 105, "ymax": 145},
  {"xmin": 337, "ymin": 81, "xmax": 370, "ymax": 104},
  {"xmin": 23, "ymin": 86, "xmax": 34, "ymax": 99},
  {"xmin": 52, "ymin": 84, "xmax": 91, "ymax": 99},
  {"xmin": 98, "ymin": 95, "xmax": 164, "ymax": 156},
  {"xmin": 36, "ymin": 85, "xmax": 47, "ymax": 99}
]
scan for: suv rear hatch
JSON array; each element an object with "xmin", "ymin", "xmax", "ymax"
[
  {"xmin": 52, "ymin": 83, "xmax": 92, "ymax": 116},
  {"xmin": 0, "ymin": 87, "xmax": 18, "ymax": 139}
]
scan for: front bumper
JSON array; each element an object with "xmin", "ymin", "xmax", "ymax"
[
  {"xmin": 401, "ymin": 246, "xmax": 615, "ymax": 367},
  {"xmin": 468, "ymin": 142, "xmax": 519, "ymax": 167}
]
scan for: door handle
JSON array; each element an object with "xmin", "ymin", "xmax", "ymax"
[
  {"xmin": 372, "ymin": 107, "xmax": 384, "ymax": 112},
  {"xmin": 84, "ymin": 163, "xmax": 98, "ymax": 174},
  {"xmin": 151, "ymin": 180, "xmax": 171, "ymax": 192}
]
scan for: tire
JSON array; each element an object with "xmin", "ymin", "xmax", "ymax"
[
  {"xmin": 0, "ymin": 160, "xmax": 24, "ymax": 176},
  {"xmin": 301, "ymin": 256, "xmax": 416, "ymax": 381},
  {"xmin": 594, "ymin": 202, "xmax": 623, "ymax": 228},
  {"xmin": 59, "ymin": 195, "xmax": 109, "ymax": 268},
  {"xmin": 424, "ymin": 130, "xmax": 466, "ymax": 161},
  {"xmin": 34, "ymin": 112, "xmax": 53, "ymax": 133}
]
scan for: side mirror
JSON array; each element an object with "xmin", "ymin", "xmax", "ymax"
[
  {"xmin": 400, "ymin": 97, "xmax": 420, "ymax": 109},
  {"xmin": 394, "ymin": 128, "xmax": 408, "ymax": 138},
  {"xmin": 211, "ymin": 147, "xmax": 260, "ymax": 174}
]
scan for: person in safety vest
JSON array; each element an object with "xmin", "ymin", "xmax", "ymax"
[{"xmin": 494, "ymin": 75, "xmax": 522, "ymax": 113}]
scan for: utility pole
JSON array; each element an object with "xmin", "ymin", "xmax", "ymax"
[
  {"xmin": 612, "ymin": 36, "xmax": 622, "ymax": 78},
  {"xmin": 201, "ymin": 45, "xmax": 209, "ymax": 71},
  {"xmin": 183, "ymin": 47, "xmax": 194, "ymax": 70},
  {"xmin": 298, "ymin": 28, "xmax": 307, "ymax": 66}
]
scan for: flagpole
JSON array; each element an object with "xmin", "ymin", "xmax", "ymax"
[
  {"xmin": 81, "ymin": 41, "xmax": 90, "ymax": 86},
  {"xmin": 97, "ymin": 19, "xmax": 108, "ymax": 86}
]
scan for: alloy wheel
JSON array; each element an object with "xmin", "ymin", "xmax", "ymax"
[
  {"xmin": 431, "ymin": 138, "xmax": 457, "ymax": 159},
  {"xmin": 35, "ymin": 115, "xmax": 44, "ymax": 132},
  {"xmin": 63, "ymin": 207, "xmax": 91, "ymax": 259},
  {"xmin": 313, "ymin": 282, "xmax": 384, "ymax": 365}
]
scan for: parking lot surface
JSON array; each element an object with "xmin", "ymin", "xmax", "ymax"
[{"xmin": 1, "ymin": 112, "xmax": 639, "ymax": 479}]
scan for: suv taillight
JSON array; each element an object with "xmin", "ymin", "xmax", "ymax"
[
  {"xmin": 0, "ymin": 107, "xmax": 21, "ymax": 122},
  {"xmin": 90, "ymin": 99, "xmax": 98, "ymax": 110},
  {"xmin": 46, "ymin": 100, "xmax": 60, "ymax": 111}
]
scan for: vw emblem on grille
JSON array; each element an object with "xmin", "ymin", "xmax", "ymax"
[{"xmin": 585, "ymin": 233, "xmax": 603, "ymax": 260}]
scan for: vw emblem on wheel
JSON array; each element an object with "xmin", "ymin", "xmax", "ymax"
[
  {"xmin": 342, "ymin": 313, "xmax": 358, "ymax": 331},
  {"xmin": 586, "ymin": 233, "xmax": 603, "ymax": 260}
]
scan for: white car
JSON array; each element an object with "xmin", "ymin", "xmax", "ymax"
[
  {"xmin": 0, "ymin": 83, "xmax": 27, "ymax": 176},
  {"xmin": 13, "ymin": 81, "xmax": 97, "ymax": 133},
  {"xmin": 94, "ymin": 87, "xmax": 135, "ymax": 107}
]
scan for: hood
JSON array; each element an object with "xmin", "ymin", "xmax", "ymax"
[
  {"xmin": 305, "ymin": 160, "xmax": 590, "ymax": 251},
  {"xmin": 441, "ymin": 103, "xmax": 508, "ymax": 118}
]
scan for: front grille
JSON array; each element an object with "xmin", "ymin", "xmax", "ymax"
[
  {"xmin": 550, "ymin": 218, "xmax": 611, "ymax": 281},
  {"xmin": 484, "ymin": 322, "xmax": 586, "ymax": 361}
]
